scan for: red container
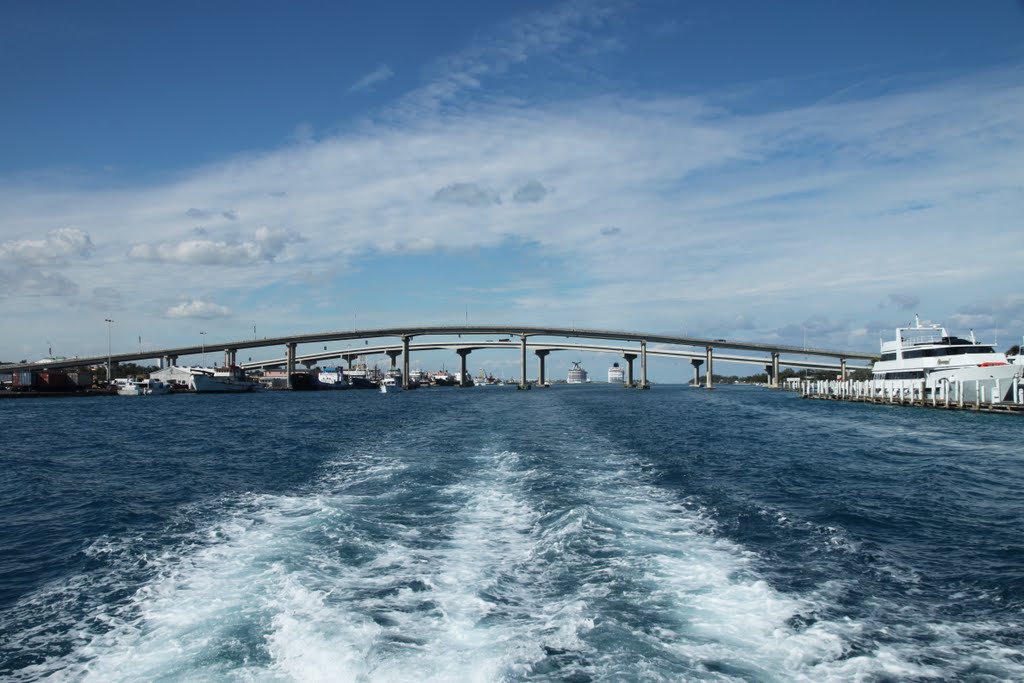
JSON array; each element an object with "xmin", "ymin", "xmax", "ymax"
[{"xmin": 36, "ymin": 371, "xmax": 70, "ymax": 390}]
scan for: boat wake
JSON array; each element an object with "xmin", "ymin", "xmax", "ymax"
[{"xmin": 3, "ymin": 423, "xmax": 1022, "ymax": 682}]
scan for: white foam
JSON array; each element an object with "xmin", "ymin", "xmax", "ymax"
[{"xmin": 7, "ymin": 435, "xmax": 1024, "ymax": 682}]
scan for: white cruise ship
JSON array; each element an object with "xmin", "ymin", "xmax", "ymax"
[
  {"xmin": 872, "ymin": 316, "xmax": 1022, "ymax": 401},
  {"xmin": 567, "ymin": 362, "xmax": 588, "ymax": 384},
  {"xmin": 608, "ymin": 362, "xmax": 625, "ymax": 384}
]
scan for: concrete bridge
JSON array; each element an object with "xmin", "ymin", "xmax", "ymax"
[{"xmin": 1, "ymin": 325, "xmax": 877, "ymax": 390}]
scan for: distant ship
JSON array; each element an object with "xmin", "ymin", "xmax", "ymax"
[
  {"xmin": 608, "ymin": 362, "xmax": 625, "ymax": 384},
  {"xmin": 567, "ymin": 361, "xmax": 588, "ymax": 384}
]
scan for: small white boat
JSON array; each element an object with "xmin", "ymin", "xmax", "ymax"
[
  {"xmin": 380, "ymin": 375, "xmax": 402, "ymax": 393},
  {"xmin": 114, "ymin": 378, "xmax": 172, "ymax": 396}
]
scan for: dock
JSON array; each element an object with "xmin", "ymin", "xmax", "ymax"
[{"xmin": 800, "ymin": 378, "xmax": 1024, "ymax": 415}]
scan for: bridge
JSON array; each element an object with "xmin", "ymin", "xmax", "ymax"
[{"xmin": 1, "ymin": 325, "xmax": 877, "ymax": 390}]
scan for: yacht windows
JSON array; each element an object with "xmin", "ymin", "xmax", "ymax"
[
  {"xmin": 875, "ymin": 370, "xmax": 926, "ymax": 380},
  {"xmin": 902, "ymin": 346, "xmax": 994, "ymax": 359}
]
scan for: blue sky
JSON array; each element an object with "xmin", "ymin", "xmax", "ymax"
[{"xmin": 2, "ymin": 1, "xmax": 1024, "ymax": 379}]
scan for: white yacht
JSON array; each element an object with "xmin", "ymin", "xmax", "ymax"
[
  {"xmin": 567, "ymin": 362, "xmax": 588, "ymax": 384},
  {"xmin": 608, "ymin": 362, "xmax": 625, "ymax": 384},
  {"xmin": 872, "ymin": 316, "xmax": 1022, "ymax": 402}
]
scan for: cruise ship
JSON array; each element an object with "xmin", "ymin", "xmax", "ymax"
[
  {"xmin": 872, "ymin": 316, "xmax": 1022, "ymax": 401},
  {"xmin": 567, "ymin": 362, "xmax": 588, "ymax": 384},
  {"xmin": 608, "ymin": 362, "xmax": 625, "ymax": 384}
]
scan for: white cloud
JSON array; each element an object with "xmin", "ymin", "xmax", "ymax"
[
  {"xmin": 0, "ymin": 227, "xmax": 94, "ymax": 263},
  {"xmin": 129, "ymin": 227, "xmax": 303, "ymax": 265},
  {"xmin": 166, "ymin": 300, "xmax": 232, "ymax": 319},
  {"xmin": 349, "ymin": 63, "xmax": 394, "ymax": 92}
]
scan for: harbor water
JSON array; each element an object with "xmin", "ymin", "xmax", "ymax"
[{"xmin": 1, "ymin": 386, "xmax": 1022, "ymax": 681}]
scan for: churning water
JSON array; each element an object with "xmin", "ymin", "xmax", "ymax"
[{"xmin": 1, "ymin": 385, "xmax": 1022, "ymax": 681}]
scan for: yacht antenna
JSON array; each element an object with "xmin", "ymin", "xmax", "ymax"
[{"xmin": 970, "ymin": 329, "xmax": 976, "ymax": 344}]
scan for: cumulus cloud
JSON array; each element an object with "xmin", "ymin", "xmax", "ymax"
[
  {"xmin": 350, "ymin": 63, "xmax": 394, "ymax": 92},
  {"xmin": 0, "ymin": 228, "xmax": 94, "ymax": 263},
  {"xmin": 129, "ymin": 227, "xmax": 303, "ymax": 265},
  {"xmin": 432, "ymin": 182, "xmax": 502, "ymax": 206},
  {"xmin": 512, "ymin": 180, "xmax": 549, "ymax": 203},
  {"xmin": 166, "ymin": 299, "xmax": 232, "ymax": 319}
]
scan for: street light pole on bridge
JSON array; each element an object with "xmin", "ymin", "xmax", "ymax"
[{"xmin": 104, "ymin": 318, "xmax": 114, "ymax": 383}]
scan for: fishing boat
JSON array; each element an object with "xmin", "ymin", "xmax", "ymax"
[
  {"xmin": 190, "ymin": 366, "xmax": 259, "ymax": 393},
  {"xmin": 379, "ymin": 375, "xmax": 402, "ymax": 393},
  {"xmin": 316, "ymin": 367, "xmax": 350, "ymax": 389}
]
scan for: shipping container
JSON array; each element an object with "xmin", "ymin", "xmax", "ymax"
[
  {"xmin": 12, "ymin": 370, "xmax": 35, "ymax": 388},
  {"xmin": 36, "ymin": 371, "xmax": 71, "ymax": 391},
  {"xmin": 66, "ymin": 371, "xmax": 94, "ymax": 387}
]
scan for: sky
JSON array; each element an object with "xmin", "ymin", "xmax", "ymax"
[{"xmin": 2, "ymin": 1, "xmax": 1024, "ymax": 379}]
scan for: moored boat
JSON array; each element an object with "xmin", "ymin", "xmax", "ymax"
[
  {"xmin": 379, "ymin": 375, "xmax": 402, "ymax": 393},
  {"xmin": 871, "ymin": 316, "xmax": 1023, "ymax": 402},
  {"xmin": 114, "ymin": 378, "xmax": 172, "ymax": 396},
  {"xmin": 190, "ymin": 366, "xmax": 259, "ymax": 393}
]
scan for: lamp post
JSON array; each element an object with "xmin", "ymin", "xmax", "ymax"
[
  {"xmin": 104, "ymin": 318, "xmax": 114, "ymax": 382},
  {"xmin": 200, "ymin": 331, "xmax": 207, "ymax": 367}
]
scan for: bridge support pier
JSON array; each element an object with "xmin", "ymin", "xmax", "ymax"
[
  {"xmin": 224, "ymin": 348, "xmax": 237, "ymax": 368},
  {"xmin": 402, "ymin": 336, "xmax": 411, "ymax": 389},
  {"xmin": 623, "ymin": 353, "xmax": 637, "ymax": 387},
  {"xmin": 342, "ymin": 354, "xmax": 358, "ymax": 370},
  {"xmin": 691, "ymin": 359, "xmax": 703, "ymax": 387},
  {"xmin": 840, "ymin": 358, "xmax": 848, "ymax": 381},
  {"xmin": 519, "ymin": 335, "xmax": 530, "ymax": 389},
  {"xmin": 535, "ymin": 349, "xmax": 550, "ymax": 386},
  {"xmin": 640, "ymin": 340, "xmax": 649, "ymax": 389},
  {"xmin": 286, "ymin": 342, "xmax": 297, "ymax": 390},
  {"xmin": 772, "ymin": 352, "xmax": 780, "ymax": 388},
  {"xmin": 163, "ymin": 355, "xmax": 178, "ymax": 369},
  {"xmin": 705, "ymin": 346, "xmax": 714, "ymax": 389},
  {"xmin": 457, "ymin": 349, "xmax": 472, "ymax": 387},
  {"xmin": 386, "ymin": 349, "xmax": 401, "ymax": 374}
]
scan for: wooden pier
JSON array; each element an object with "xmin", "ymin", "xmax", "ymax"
[{"xmin": 800, "ymin": 378, "xmax": 1024, "ymax": 415}]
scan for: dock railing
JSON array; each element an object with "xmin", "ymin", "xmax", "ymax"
[{"xmin": 801, "ymin": 375, "xmax": 1024, "ymax": 413}]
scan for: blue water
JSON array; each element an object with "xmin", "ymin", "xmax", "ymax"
[{"xmin": 1, "ymin": 386, "xmax": 1022, "ymax": 681}]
